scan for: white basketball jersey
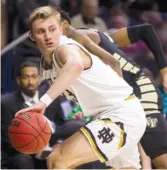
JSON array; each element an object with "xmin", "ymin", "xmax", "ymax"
[{"xmin": 40, "ymin": 36, "xmax": 133, "ymax": 117}]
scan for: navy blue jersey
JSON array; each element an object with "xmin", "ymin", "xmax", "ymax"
[{"xmin": 97, "ymin": 31, "xmax": 143, "ymax": 86}]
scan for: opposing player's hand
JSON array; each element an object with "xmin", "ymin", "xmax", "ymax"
[
  {"xmin": 72, "ymin": 112, "xmax": 83, "ymax": 120},
  {"xmin": 161, "ymin": 67, "xmax": 167, "ymax": 93},
  {"xmin": 15, "ymin": 101, "xmax": 47, "ymax": 117}
]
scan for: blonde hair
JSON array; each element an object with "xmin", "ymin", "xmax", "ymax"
[{"xmin": 29, "ymin": 6, "xmax": 61, "ymax": 31}]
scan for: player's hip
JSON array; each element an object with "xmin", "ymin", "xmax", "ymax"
[
  {"xmin": 80, "ymin": 117, "xmax": 144, "ymax": 169},
  {"xmin": 94, "ymin": 96, "xmax": 146, "ymax": 128}
]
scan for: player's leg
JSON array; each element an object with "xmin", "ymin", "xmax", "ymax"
[
  {"xmin": 47, "ymin": 131, "xmax": 98, "ymax": 169},
  {"xmin": 138, "ymin": 143, "xmax": 152, "ymax": 169},
  {"xmin": 152, "ymin": 153, "xmax": 167, "ymax": 169},
  {"xmin": 134, "ymin": 74, "xmax": 167, "ymax": 168},
  {"xmin": 47, "ymin": 118, "xmax": 139, "ymax": 169}
]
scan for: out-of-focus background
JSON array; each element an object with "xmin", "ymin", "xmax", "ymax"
[
  {"xmin": 1, "ymin": 0, "xmax": 167, "ymax": 93},
  {"xmin": 1, "ymin": 1, "xmax": 167, "ymax": 169}
]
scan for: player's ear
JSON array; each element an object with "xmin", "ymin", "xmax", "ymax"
[
  {"xmin": 29, "ymin": 31, "xmax": 35, "ymax": 42},
  {"xmin": 63, "ymin": 20, "xmax": 69, "ymax": 29},
  {"xmin": 61, "ymin": 20, "xmax": 69, "ymax": 32}
]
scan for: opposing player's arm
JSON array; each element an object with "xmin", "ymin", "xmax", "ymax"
[
  {"xmin": 80, "ymin": 34, "xmax": 122, "ymax": 77},
  {"xmin": 109, "ymin": 28, "xmax": 131, "ymax": 47},
  {"xmin": 46, "ymin": 45, "xmax": 84, "ymax": 100},
  {"xmin": 111, "ymin": 24, "xmax": 167, "ymax": 69},
  {"xmin": 111, "ymin": 24, "xmax": 167, "ymax": 92}
]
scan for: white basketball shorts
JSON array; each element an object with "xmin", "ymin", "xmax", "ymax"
[{"xmin": 80, "ymin": 97, "xmax": 146, "ymax": 169}]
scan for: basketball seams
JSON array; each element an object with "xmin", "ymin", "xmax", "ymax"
[
  {"xmin": 33, "ymin": 115, "xmax": 52, "ymax": 153},
  {"xmin": 35, "ymin": 114, "xmax": 52, "ymax": 135},
  {"xmin": 10, "ymin": 132, "xmax": 45, "ymax": 154},
  {"xmin": 15, "ymin": 117, "xmax": 47, "ymax": 146},
  {"xmin": 9, "ymin": 114, "xmax": 52, "ymax": 154},
  {"xmin": 15, "ymin": 135, "xmax": 37, "ymax": 149},
  {"xmin": 8, "ymin": 132, "xmax": 36, "ymax": 137},
  {"xmin": 33, "ymin": 133, "xmax": 40, "ymax": 153}
]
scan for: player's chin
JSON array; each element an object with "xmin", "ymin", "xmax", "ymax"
[
  {"xmin": 45, "ymin": 46, "xmax": 56, "ymax": 52},
  {"xmin": 24, "ymin": 89, "xmax": 36, "ymax": 97}
]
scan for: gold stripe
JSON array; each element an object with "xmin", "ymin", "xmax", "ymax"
[
  {"xmin": 140, "ymin": 84, "xmax": 155, "ymax": 93},
  {"xmin": 140, "ymin": 92, "xmax": 158, "ymax": 102},
  {"xmin": 136, "ymin": 78, "xmax": 151, "ymax": 85},
  {"xmin": 118, "ymin": 130, "xmax": 124, "ymax": 149},
  {"xmin": 125, "ymin": 94, "xmax": 136, "ymax": 101},
  {"xmin": 113, "ymin": 53, "xmax": 121, "ymax": 60},
  {"xmin": 119, "ymin": 57, "xmax": 127, "ymax": 68},
  {"xmin": 80, "ymin": 127, "xmax": 106, "ymax": 162},
  {"xmin": 142, "ymin": 103, "xmax": 158, "ymax": 110},
  {"xmin": 144, "ymin": 110, "xmax": 161, "ymax": 115},
  {"xmin": 97, "ymin": 119, "xmax": 114, "ymax": 124}
]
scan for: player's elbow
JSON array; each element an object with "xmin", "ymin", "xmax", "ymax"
[{"xmin": 70, "ymin": 59, "xmax": 84, "ymax": 73}]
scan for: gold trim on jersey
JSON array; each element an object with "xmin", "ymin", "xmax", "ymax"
[
  {"xmin": 97, "ymin": 118, "xmax": 114, "ymax": 124},
  {"xmin": 125, "ymin": 94, "xmax": 136, "ymax": 101},
  {"xmin": 80, "ymin": 127, "xmax": 107, "ymax": 163},
  {"xmin": 140, "ymin": 84, "xmax": 156, "ymax": 93},
  {"xmin": 136, "ymin": 76, "xmax": 160, "ymax": 115},
  {"xmin": 112, "ymin": 53, "xmax": 140, "ymax": 74},
  {"xmin": 118, "ymin": 130, "xmax": 125, "ymax": 149}
]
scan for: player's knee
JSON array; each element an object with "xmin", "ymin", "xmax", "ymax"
[
  {"xmin": 157, "ymin": 160, "xmax": 167, "ymax": 169},
  {"xmin": 48, "ymin": 147, "xmax": 70, "ymax": 169}
]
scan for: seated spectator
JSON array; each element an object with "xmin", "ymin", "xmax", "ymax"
[
  {"xmin": 60, "ymin": 0, "xmax": 80, "ymax": 17},
  {"xmin": 108, "ymin": 14, "xmax": 129, "ymax": 29},
  {"xmin": 71, "ymin": 0, "xmax": 107, "ymax": 32},
  {"xmin": 1, "ymin": 61, "xmax": 86, "ymax": 169}
]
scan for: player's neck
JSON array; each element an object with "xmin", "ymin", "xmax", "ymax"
[{"xmin": 42, "ymin": 54, "xmax": 53, "ymax": 69}]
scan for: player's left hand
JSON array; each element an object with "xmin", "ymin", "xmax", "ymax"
[
  {"xmin": 15, "ymin": 101, "xmax": 47, "ymax": 117},
  {"xmin": 161, "ymin": 67, "xmax": 167, "ymax": 93}
]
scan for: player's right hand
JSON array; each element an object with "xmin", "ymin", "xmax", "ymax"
[{"xmin": 15, "ymin": 101, "xmax": 47, "ymax": 117}]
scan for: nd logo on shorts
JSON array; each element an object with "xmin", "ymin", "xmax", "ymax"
[
  {"xmin": 98, "ymin": 127, "xmax": 115, "ymax": 143},
  {"xmin": 80, "ymin": 118, "xmax": 127, "ymax": 162}
]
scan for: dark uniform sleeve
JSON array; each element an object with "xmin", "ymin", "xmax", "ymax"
[{"xmin": 127, "ymin": 24, "xmax": 167, "ymax": 70}]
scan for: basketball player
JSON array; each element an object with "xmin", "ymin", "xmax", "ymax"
[
  {"xmin": 58, "ymin": 10, "xmax": 167, "ymax": 169},
  {"xmin": 16, "ymin": 6, "xmax": 147, "ymax": 169}
]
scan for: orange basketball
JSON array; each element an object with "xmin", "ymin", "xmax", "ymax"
[{"xmin": 8, "ymin": 111, "xmax": 52, "ymax": 154}]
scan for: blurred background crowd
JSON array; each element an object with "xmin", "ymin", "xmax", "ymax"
[
  {"xmin": 1, "ymin": 0, "xmax": 167, "ymax": 91},
  {"xmin": 1, "ymin": 0, "xmax": 167, "ymax": 169}
]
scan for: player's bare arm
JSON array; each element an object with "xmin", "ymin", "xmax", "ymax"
[
  {"xmin": 110, "ymin": 24, "xmax": 167, "ymax": 92},
  {"xmin": 72, "ymin": 30, "xmax": 122, "ymax": 77},
  {"xmin": 109, "ymin": 28, "xmax": 131, "ymax": 47},
  {"xmin": 16, "ymin": 45, "xmax": 86, "ymax": 115},
  {"xmin": 46, "ymin": 44, "xmax": 86, "ymax": 100}
]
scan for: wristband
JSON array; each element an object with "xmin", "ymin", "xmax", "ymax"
[{"xmin": 40, "ymin": 93, "xmax": 53, "ymax": 107}]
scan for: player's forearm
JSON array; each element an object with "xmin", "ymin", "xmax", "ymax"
[
  {"xmin": 43, "ymin": 59, "xmax": 83, "ymax": 104},
  {"xmin": 127, "ymin": 24, "xmax": 167, "ymax": 70},
  {"xmin": 110, "ymin": 28, "xmax": 131, "ymax": 47}
]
